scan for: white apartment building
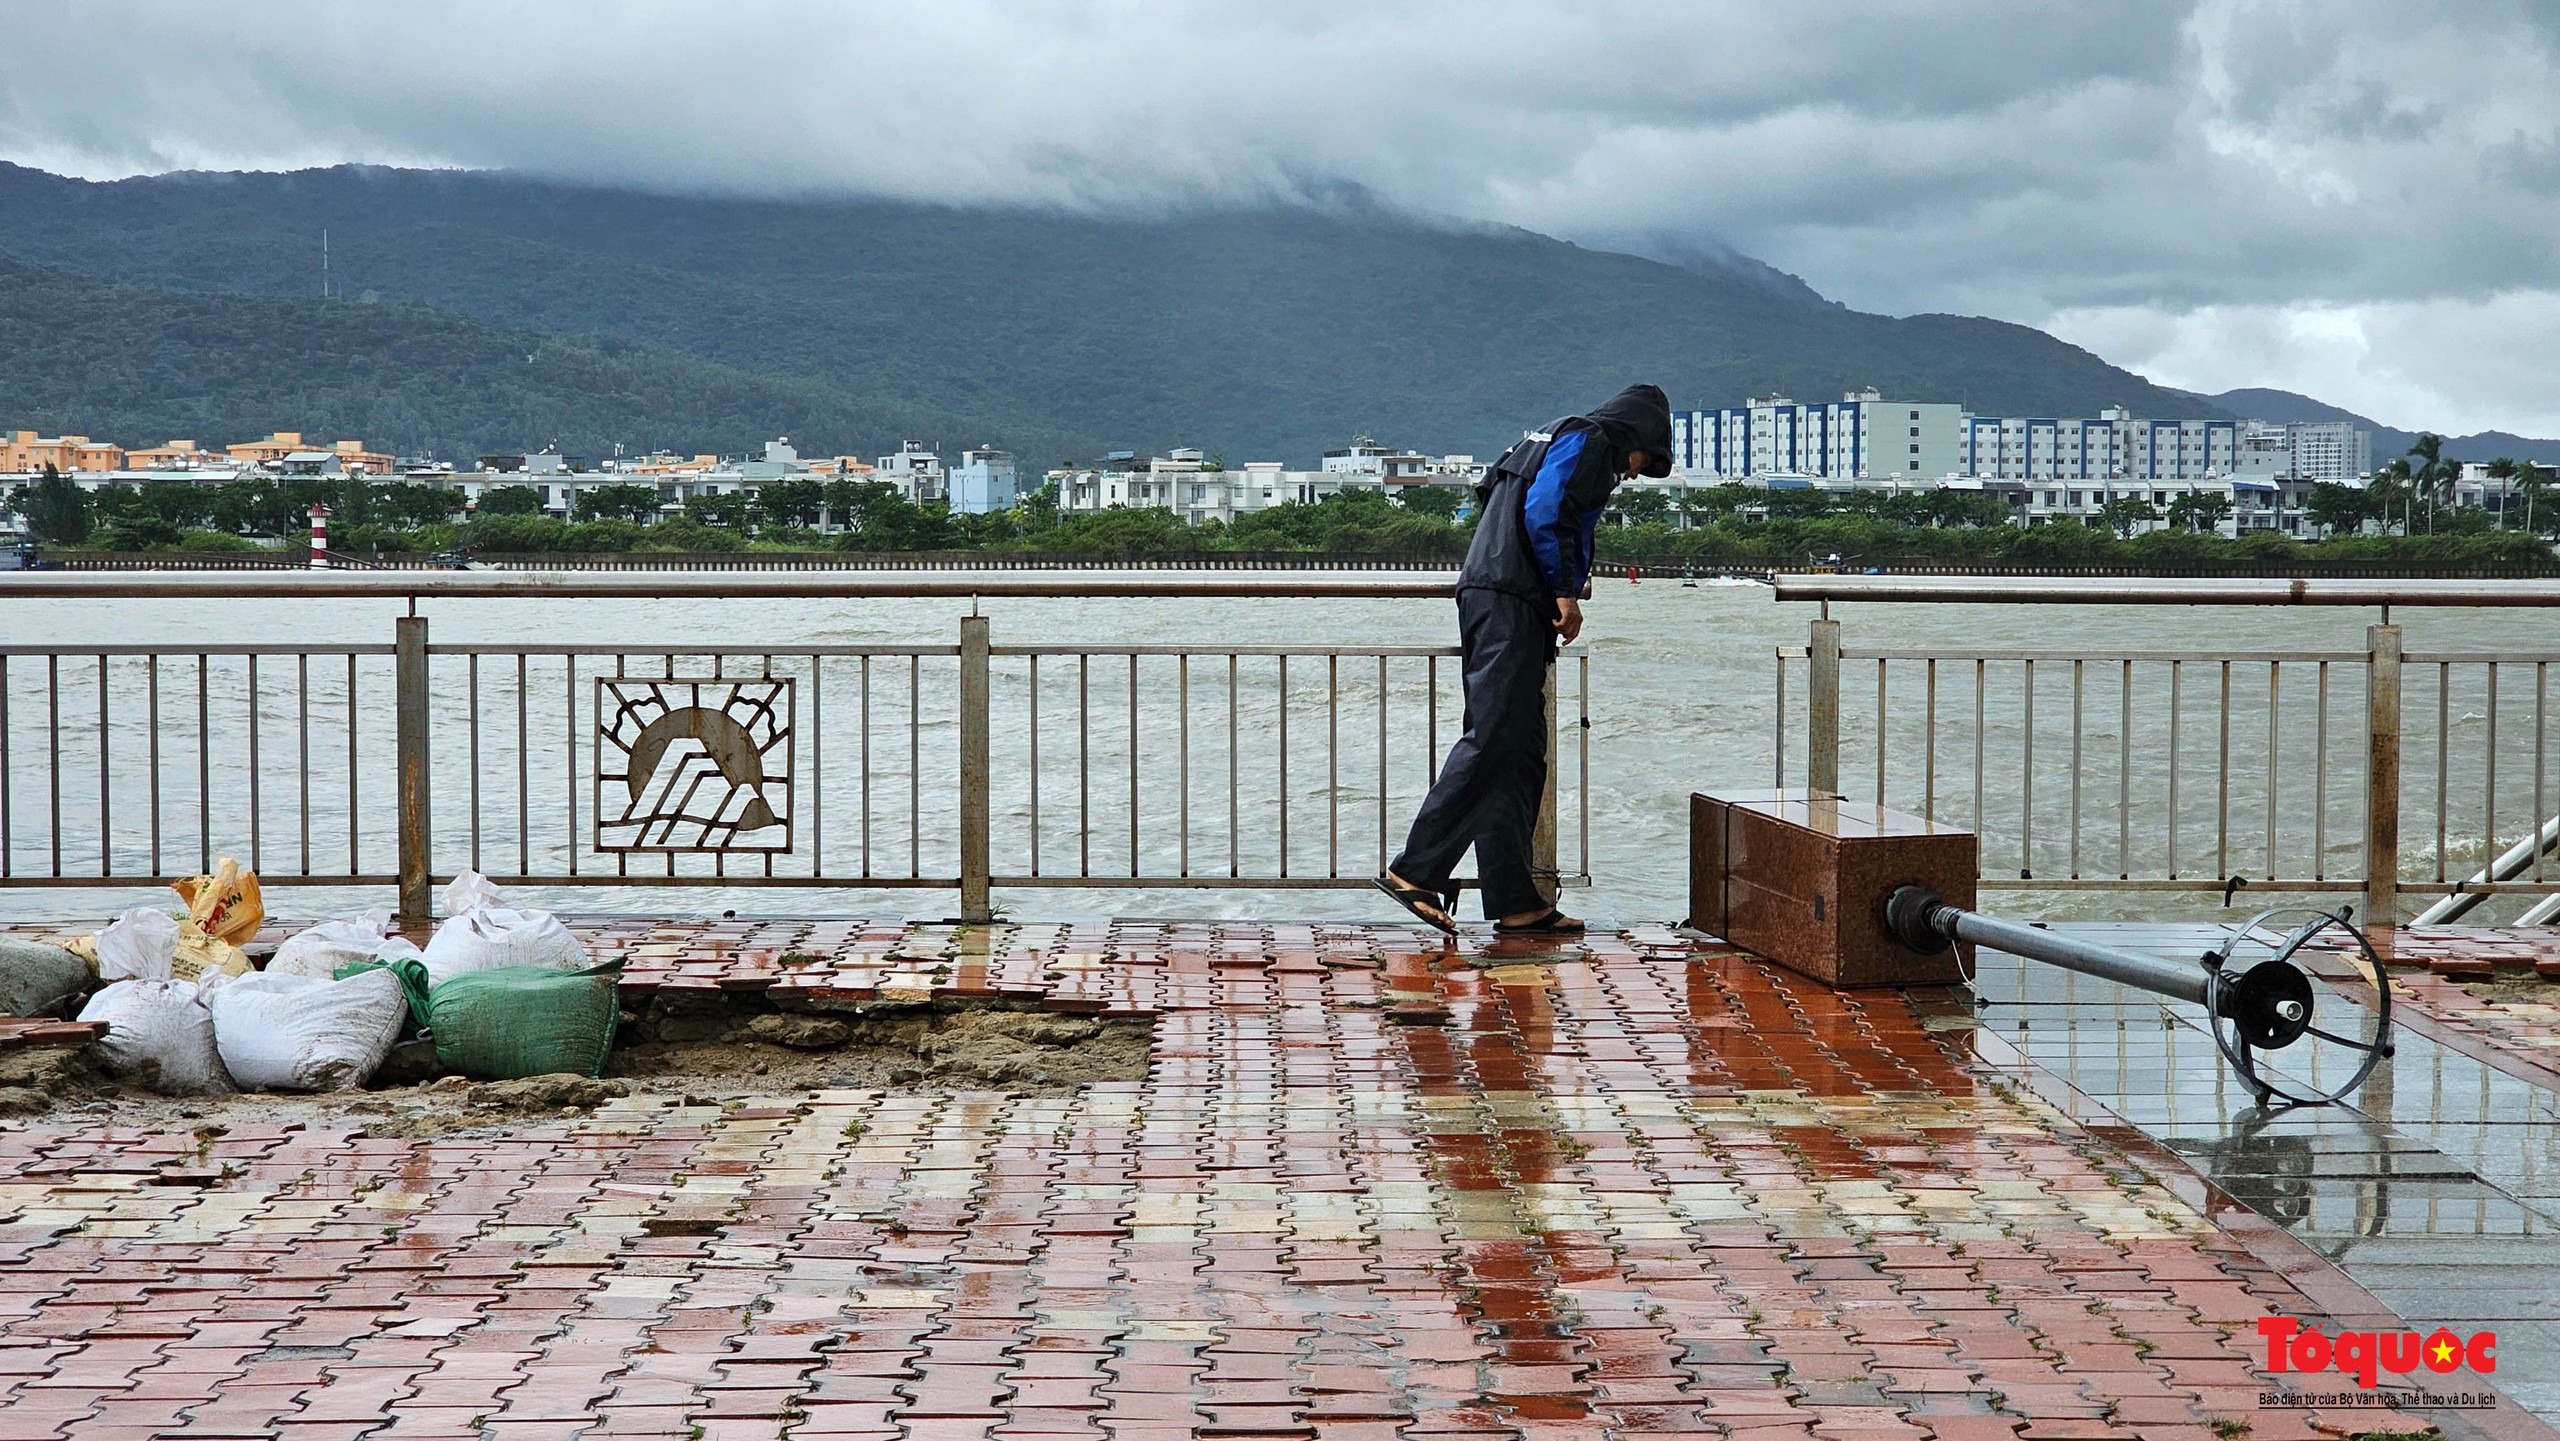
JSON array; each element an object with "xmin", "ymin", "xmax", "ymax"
[
  {"xmin": 2287, "ymin": 421, "xmax": 2371, "ymax": 481},
  {"xmin": 947, "ymin": 448, "xmax": 1017, "ymax": 515},
  {"xmin": 1051, "ymin": 448, "xmax": 1468, "ymax": 527},
  {"xmin": 1958, "ymin": 410, "xmax": 2239, "ymax": 484},
  {"xmin": 875, "ymin": 442, "xmax": 945, "ymax": 505},
  {"xmin": 1324, "ymin": 437, "xmax": 1470, "ymax": 478},
  {"xmin": 2011, "ymin": 475, "xmax": 2316, "ymax": 535},
  {"xmin": 1673, "ymin": 391, "xmax": 1965, "ymax": 481},
  {"xmin": 2452, "ymin": 460, "xmax": 2554, "ymax": 518},
  {"xmin": 1665, "ymin": 385, "xmax": 2395, "ymax": 537},
  {"xmin": 1055, "ymin": 449, "xmax": 1316, "ymax": 525},
  {"xmin": 425, "ymin": 439, "xmax": 811, "ymax": 520},
  {"xmin": 38, "ymin": 467, "xmax": 255, "ymax": 493},
  {"xmin": 1321, "ymin": 440, "xmax": 1393, "ymax": 473},
  {"xmin": 1951, "ymin": 413, "xmax": 2357, "ymax": 487}
]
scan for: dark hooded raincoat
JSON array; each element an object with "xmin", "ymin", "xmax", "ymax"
[{"xmin": 1391, "ymin": 384, "xmax": 1673, "ymax": 919}]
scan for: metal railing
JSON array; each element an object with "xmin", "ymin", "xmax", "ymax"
[
  {"xmin": 1773, "ymin": 576, "xmax": 2560, "ymax": 921},
  {"xmin": 0, "ymin": 573, "xmax": 1590, "ymax": 920}
]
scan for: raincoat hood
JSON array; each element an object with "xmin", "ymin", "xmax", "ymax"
[{"xmin": 1584, "ymin": 383, "xmax": 1674, "ymax": 477}]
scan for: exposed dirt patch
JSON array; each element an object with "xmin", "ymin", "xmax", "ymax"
[
  {"xmin": 6, "ymin": 989, "xmax": 1153, "ymax": 1136},
  {"xmin": 0, "ymin": 1043, "xmax": 116, "ymax": 1116},
  {"xmin": 2457, "ymin": 971, "xmax": 2560, "ymax": 1006}
]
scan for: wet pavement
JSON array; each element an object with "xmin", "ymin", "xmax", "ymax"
[
  {"xmin": 0, "ymin": 916, "xmax": 2553, "ymax": 1440},
  {"xmin": 2305, "ymin": 927, "xmax": 2560, "ymax": 1091},
  {"xmin": 1973, "ymin": 921, "xmax": 2560, "ymax": 1431}
]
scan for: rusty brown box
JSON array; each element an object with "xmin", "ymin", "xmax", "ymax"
[{"xmin": 1689, "ymin": 788, "xmax": 1975, "ymax": 987}]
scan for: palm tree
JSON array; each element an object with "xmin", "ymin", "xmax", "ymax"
[
  {"xmin": 2520, "ymin": 461, "xmax": 2553, "ymax": 538},
  {"xmin": 2368, "ymin": 458, "xmax": 2414, "ymax": 535},
  {"xmin": 2406, "ymin": 434, "xmax": 2458, "ymax": 532},
  {"xmin": 2485, "ymin": 457, "xmax": 2518, "ymax": 529}
]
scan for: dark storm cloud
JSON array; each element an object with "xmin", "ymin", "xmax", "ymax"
[{"xmin": 3, "ymin": 0, "xmax": 2557, "ymax": 430}]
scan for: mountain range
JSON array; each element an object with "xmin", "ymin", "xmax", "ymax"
[
  {"xmin": 0, "ymin": 162, "xmax": 2546, "ymax": 472},
  {"xmin": 2186, "ymin": 387, "xmax": 2560, "ymax": 468}
]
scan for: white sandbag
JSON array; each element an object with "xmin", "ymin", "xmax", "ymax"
[
  {"xmin": 441, "ymin": 871, "xmax": 502, "ymax": 916},
  {"xmin": 77, "ymin": 908, "xmax": 231, "ymax": 1094},
  {"xmin": 95, "ymin": 907, "xmax": 183, "ymax": 982},
  {"xmin": 268, "ymin": 908, "xmax": 422, "ymax": 979},
  {"xmin": 206, "ymin": 968, "xmax": 408, "ymax": 1091},
  {"xmin": 421, "ymin": 870, "xmax": 587, "ymax": 986}
]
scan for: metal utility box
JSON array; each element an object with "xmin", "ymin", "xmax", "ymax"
[{"xmin": 1690, "ymin": 788, "xmax": 1976, "ymax": 987}]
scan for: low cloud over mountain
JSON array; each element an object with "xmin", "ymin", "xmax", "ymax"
[{"xmin": 4, "ymin": 3, "xmax": 2555, "ymax": 433}]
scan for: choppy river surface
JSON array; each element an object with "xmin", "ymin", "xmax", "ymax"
[{"xmin": 8, "ymin": 575, "xmax": 2560, "ymax": 925}]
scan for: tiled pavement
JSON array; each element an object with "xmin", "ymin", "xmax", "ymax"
[
  {"xmin": 0, "ymin": 1017, "xmax": 101, "ymax": 1050},
  {"xmin": 1, "ymin": 920, "xmax": 2554, "ymax": 1441},
  {"xmin": 2302, "ymin": 927, "xmax": 2560, "ymax": 1092}
]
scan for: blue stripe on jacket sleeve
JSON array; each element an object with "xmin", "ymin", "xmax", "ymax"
[{"xmin": 1522, "ymin": 430, "xmax": 1586, "ymax": 594}]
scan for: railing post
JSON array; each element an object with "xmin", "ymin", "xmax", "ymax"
[
  {"xmin": 395, "ymin": 614, "xmax": 432, "ymax": 922},
  {"xmin": 1533, "ymin": 664, "xmax": 1559, "ymax": 905},
  {"xmin": 958, "ymin": 613, "xmax": 991, "ymax": 923},
  {"xmin": 1809, "ymin": 617, "xmax": 1841, "ymax": 795},
  {"xmin": 2364, "ymin": 622, "xmax": 2402, "ymax": 925}
]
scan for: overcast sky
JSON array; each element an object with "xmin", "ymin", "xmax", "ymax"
[{"xmin": 5, "ymin": 1, "xmax": 2556, "ymax": 435}]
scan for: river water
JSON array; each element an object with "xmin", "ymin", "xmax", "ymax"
[{"xmin": 8, "ymin": 577, "xmax": 2560, "ymax": 925}]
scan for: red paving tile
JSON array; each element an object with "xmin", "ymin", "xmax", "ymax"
[
  {"xmin": 0, "ymin": 1015, "xmax": 102, "ymax": 1049},
  {"xmin": 0, "ymin": 919, "xmax": 2549, "ymax": 1441},
  {"xmin": 2302, "ymin": 924, "xmax": 2560, "ymax": 1091}
]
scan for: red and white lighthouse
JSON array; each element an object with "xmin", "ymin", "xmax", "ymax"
[{"xmin": 308, "ymin": 504, "xmax": 330, "ymax": 569}]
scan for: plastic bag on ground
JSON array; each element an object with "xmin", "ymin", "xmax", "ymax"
[
  {"xmin": 421, "ymin": 870, "xmax": 588, "ymax": 986},
  {"xmin": 426, "ymin": 962, "xmax": 622, "ymax": 1080},
  {"xmin": 207, "ymin": 968, "xmax": 408, "ymax": 1091},
  {"xmin": 76, "ymin": 908, "xmax": 232, "ymax": 1095},
  {"xmin": 173, "ymin": 858, "xmax": 263, "ymax": 946},
  {"xmin": 168, "ymin": 859, "xmax": 261, "ymax": 985},
  {"xmin": 269, "ymin": 909, "xmax": 423, "ymax": 980},
  {"xmin": 171, "ymin": 931, "xmax": 254, "ymax": 985}
]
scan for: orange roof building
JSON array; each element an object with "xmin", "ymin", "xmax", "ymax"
[
  {"xmin": 225, "ymin": 431, "xmax": 310, "ymax": 466},
  {"xmin": 330, "ymin": 439, "xmax": 395, "ymax": 474},
  {"xmin": 2, "ymin": 432, "xmax": 124, "ymax": 474},
  {"xmin": 224, "ymin": 432, "xmax": 393, "ymax": 473},
  {"xmin": 125, "ymin": 440, "xmax": 214, "ymax": 470}
]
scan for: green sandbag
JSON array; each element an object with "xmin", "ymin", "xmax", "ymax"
[
  {"xmin": 423, "ymin": 962, "xmax": 622, "ymax": 1080},
  {"xmin": 336, "ymin": 955, "xmax": 432, "ymax": 1027}
]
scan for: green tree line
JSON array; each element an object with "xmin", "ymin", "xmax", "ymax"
[{"xmin": 8, "ymin": 461, "xmax": 2553, "ymax": 571}]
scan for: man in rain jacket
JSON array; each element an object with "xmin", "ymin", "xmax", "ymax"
[{"xmin": 1376, "ymin": 383, "xmax": 1674, "ymax": 934}]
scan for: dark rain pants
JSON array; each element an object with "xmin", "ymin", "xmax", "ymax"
[{"xmin": 1390, "ymin": 587, "xmax": 1554, "ymax": 920}]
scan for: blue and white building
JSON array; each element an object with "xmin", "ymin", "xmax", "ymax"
[
  {"xmin": 1958, "ymin": 409, "xmax": 2239, "ymax": 485},
  {"xmin": 947, "ymin": 448, "xmax": 1018, "ymax": 514},
  {"xmin": 1672, "ymin": 390, "xmax": 1966, "ymax": 482}
]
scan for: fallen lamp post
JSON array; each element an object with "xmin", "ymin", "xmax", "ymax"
[
  {"xmin": 1885, "ymin": 887, "xmax": 2394, "ymax": 1108},
  {"xmin": 1686, "ymin": 790, "xmax": 2395, "ymax": 1110}
]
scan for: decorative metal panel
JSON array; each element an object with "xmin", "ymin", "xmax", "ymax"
[{"xmin": 595, "ymin": 678, "xmax": 794, "ymax": 852}]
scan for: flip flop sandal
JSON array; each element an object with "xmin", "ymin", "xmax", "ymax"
[
  {"xmin": 1493, "ymin": 908, "xmax": 1586, "ymax": 936},
  {"xmin": 1372, "ymin": 874, "xmax": 1458, "ymax": 935}
]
